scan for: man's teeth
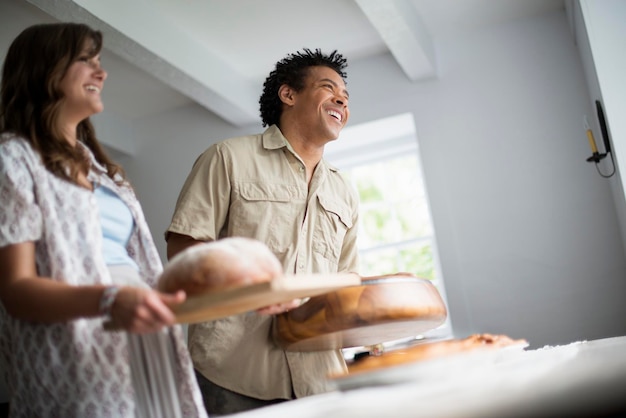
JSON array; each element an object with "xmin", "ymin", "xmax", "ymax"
[{"xmin": 328, "ymin": 110, "xmax": 342, "ymax": 121}]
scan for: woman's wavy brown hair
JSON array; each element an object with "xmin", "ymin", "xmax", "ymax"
[{"xmin": 0, "ymin": 23, "xmax": 125, "ymax": 186}]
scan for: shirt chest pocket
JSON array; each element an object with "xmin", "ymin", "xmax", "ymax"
[
  {"xmin": 231, "ymin": 182, "xmax": 304, "ymax": 252},
  {"xmin": 313, "ymin": 195, "xmax": 353, "ymax": 263}
]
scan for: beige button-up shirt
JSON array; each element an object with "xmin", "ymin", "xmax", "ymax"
[{"xmin": 167, "ymin": 125, "xmax": 360, "ymax": 399}]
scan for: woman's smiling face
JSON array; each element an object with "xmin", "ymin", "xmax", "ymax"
[{"xmin": 58, "ymin": 41, "xmax": 107, "ymax": 125}]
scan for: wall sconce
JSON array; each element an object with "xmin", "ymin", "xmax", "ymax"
[{"xmin": 585, "ymin": 100, "xmax": 615, "ymax": 178}]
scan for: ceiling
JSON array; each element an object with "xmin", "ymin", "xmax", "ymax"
[{"xmin": 1, "ymin": 0, "xmax": 565, "ymax": 127}]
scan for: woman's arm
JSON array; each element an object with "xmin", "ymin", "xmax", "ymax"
[{"xmin": 0, "ymin": 241, "xmax": 185, "ymax": 333}]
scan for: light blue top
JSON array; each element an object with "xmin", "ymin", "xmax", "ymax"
[{"xmin": 94, "ymin": 184, "xmax": 139, "ymax": 270}]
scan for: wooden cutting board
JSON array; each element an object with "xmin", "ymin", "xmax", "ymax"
[{"xmin": 172, "ymin": 273, "xmax": 361, "ymax": 324}]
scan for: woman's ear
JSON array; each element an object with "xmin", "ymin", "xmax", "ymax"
[{"xmin": 278, "ymin": 84, "xmax": 295, "ymax": 106}]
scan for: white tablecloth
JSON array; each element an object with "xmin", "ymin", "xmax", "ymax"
[{"xmin": 232, "ymin": 336, "xmax": 626, "ymax": 418}]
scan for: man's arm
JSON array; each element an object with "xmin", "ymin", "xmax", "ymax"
[{"xmin": 166, "ymin": 232, "xmax": 206, "ymax": 260}]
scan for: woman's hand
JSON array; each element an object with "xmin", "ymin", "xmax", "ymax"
[{"xmin": 107, "ymin": 287, "xmax": 186, "ymax": 334}]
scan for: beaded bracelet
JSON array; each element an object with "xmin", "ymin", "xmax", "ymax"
[{"xmin": 99, "ymin": 286, "xmax": 120, "ymax": 317}]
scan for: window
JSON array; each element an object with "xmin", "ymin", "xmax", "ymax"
[{"xmin": 326, "ymin": 113, "xmax": 452, "ymax": 343}]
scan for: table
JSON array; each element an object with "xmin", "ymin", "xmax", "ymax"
[{"xmin": 232, "ymin": 336, "xmax": 626, "ymax": 418}]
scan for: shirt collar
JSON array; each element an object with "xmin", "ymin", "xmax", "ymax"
[
  {"xmin": 261, "ymin": 124, "xmax": 339, "ymax": 173},
  {"xmin": 76, "ymin": 141, "xmax": 107, "ymax": 174},
  {"xmin": 261, "ymin": 124, "xmax": 289, "ymax": 150}
]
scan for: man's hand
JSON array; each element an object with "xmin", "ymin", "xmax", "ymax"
[{"xmin": 256, "ymin": 297, "xmax": 308, "ymax": 315}]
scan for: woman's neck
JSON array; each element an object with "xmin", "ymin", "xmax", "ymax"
[{"xmin": 59, "ymin": 119, "xmax": 79, "ymax": 147}]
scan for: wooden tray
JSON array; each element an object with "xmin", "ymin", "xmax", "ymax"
[{"xmin": 172, "ymin": 273, "xmax": 361, "ymax": 324}]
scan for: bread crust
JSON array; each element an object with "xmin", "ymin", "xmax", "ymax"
[
  {"xmin": 157, "ymin": 237, "xmax": 282, "ymax": 296},
  {"xmin": 344, "ymin": 333, "xmax": 528, "ymax": 375}
]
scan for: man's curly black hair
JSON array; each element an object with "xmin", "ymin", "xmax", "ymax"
[{"xmin": 259, "ymin": 48, "xmax": 348, "ymax": 128}]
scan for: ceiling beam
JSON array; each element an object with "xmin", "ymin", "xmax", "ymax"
[
  {"xmin": 355, "ymin": 0, "xmax": 438, "ymax": 81},
  {"xmin": 26, "ymin": 0, "xmax": 260, "ymax": 126}
]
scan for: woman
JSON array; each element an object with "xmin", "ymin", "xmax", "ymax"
[{"xmin": 0, "ymin": 22, "xmax": 283, "ymax": 417}]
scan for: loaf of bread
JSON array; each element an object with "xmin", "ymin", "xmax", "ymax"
[{"xmin": 157, "ymin": 237, "xmax": 283, "ymax": 296}]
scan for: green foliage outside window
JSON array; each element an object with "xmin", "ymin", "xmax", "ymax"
[{"xmin": 344, "ymin": 155, "xmax": 436, "ymax": 280}]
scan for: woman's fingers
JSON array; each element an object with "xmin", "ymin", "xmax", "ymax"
[
  {"xmin": 110, "ymin": 288, "xmax": 186, "ymax": 333},
  {"xmin": 140, "ymin": 294, "xmax": 173, "ymax": 326},
  {"xmin": 160, "ymin": 289, "xmax": 187, "ymax": 308}
]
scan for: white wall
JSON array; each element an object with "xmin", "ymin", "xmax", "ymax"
[
  {"xmin": 125, "ymin": 105, "xmax": 262, "ymax": 252},
  {"xmin": 126, "ymin": 10, "xmax": 626, "ymax": 349},
  {"xmin": 346, "ymin": 11, "xmax": 626, "ymax": 347},
  {"xmin": 574, "ymin": 0, "xmax": 626, "ymax": 256}
]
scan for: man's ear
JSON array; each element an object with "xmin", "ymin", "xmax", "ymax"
[{"xmin": 278, "ymin": 84, "xmax": 295, "ymax": 106}]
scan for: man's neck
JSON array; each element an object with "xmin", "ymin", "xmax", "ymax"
[{"xmin": 279, "ymin": 125, "xmax": 325, "ymax": 184}]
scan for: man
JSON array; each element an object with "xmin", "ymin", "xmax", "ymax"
[{"xmin": 166, "ymin": 48, "xmax": 359, "ymax": 415}]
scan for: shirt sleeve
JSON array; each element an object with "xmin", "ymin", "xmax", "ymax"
[
  {"xmin": 0, "ymin": 141, "xmax": 43, "ymax": 247},
  {"xmin": 165, "ymin": 143, "xmax": 231, "ymax": 242}
]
